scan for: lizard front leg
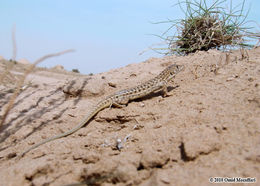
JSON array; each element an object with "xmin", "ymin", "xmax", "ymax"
[{"xmin": 160, "ymin": 81, "xmax": 171, "ymax": 97}]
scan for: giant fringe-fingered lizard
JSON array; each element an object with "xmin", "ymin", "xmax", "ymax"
[{"xmin": 20, "ymin": 64, "xmax": 184, "ymax": 157}]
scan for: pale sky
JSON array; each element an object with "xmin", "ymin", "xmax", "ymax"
[{"xmin": 1, "ymin": 0, "xmax": 259, "ymax": 74}]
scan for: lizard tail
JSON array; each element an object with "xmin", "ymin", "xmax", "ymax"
[
  {"xmin": 20, "ymin": 100, "xmax": 109, "ymax": 157},
  {"xmin": 20, "ymin": 114, "xmax": 91, "ymax": 157}
]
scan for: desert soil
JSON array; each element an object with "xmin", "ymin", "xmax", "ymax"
[{"xmin": 0, "ymin": 48, "xmax": 259, "ymax": 186}]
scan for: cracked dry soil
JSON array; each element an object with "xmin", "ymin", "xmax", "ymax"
[{"xmin": 0, "ymin": 48, "xmax": 259, "ymax": 186}]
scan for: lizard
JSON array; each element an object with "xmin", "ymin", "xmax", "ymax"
[{"xmin": 20, "ymin": 64, "xmax": 184, "ymax": 157}]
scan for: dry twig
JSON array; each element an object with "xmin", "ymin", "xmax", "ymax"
[
  {"xmin": 0, "ymin": 25, "xmax": 17, "ymax": 85},
  {"xmin": 0, "ymin": 49, "xmax": 74, "ymax": 128},
  {"xmin": 12, "ymin": 24, "xmax": 17, "ymax": 61}
]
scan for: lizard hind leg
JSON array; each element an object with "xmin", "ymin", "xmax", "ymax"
[
  {"xmin": 112, "ymin": 97, "xmax": 129, "ymax": 108},
  {"xmin": 113, "ymin": 102, "xmax": 126, "ymax": 108}
]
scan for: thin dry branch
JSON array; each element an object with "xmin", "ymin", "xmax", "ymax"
[
  {"xmin": 253, "ymin": 39, "xmax": 260, "ymax": 49},
  {"xmin": 0, "ymin": 25, "xmax": 17, "ymax": 85},
  {"xmin": 0, "ymin": 62, "xmax": 15, "ymax": 85},
  {"xmin": 12, "ymin": 24, "xmax": 17, "ymax": 61},
  {"xmin": 0, "ymin": 49, "xmax": 75, "ymax": 128}
]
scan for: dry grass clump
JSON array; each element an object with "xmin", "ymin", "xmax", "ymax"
[
  {"xmin": 175, "ymin": 15, "xmax": 241, "ymax": 54},
  {"xmin": 154, "ymin": 0, "xmax": 259, "ymax": 55}
]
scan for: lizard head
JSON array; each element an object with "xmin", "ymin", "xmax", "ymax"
[{"xmin": 165, "ymin": 64, "xmax": 184, "ymax": 81}]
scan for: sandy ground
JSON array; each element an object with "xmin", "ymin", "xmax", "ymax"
[{"xmin": 0, "ymin": 48, "xmax": 259, "ymax": 186}]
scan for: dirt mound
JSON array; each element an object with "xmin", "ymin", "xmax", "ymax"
[{"xmin": 0, "ymin": 48, "xmax": 259, "ymax": 185}]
